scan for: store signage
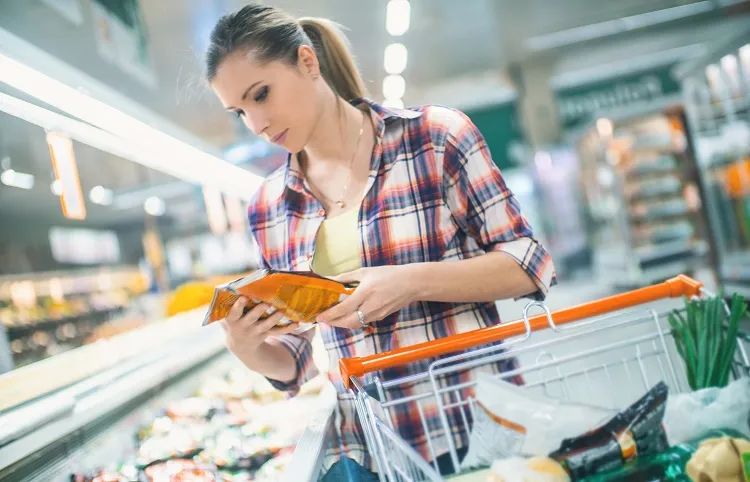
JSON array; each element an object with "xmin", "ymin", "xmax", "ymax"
[
  {"xmin": 556, "ymin": 65, "xmax": 681, "ymax": 128},
  {"xmin": 47, "ymin": 131, "xmax": 87, "ymax": 220},
  {"xmin": 464, "ymin": 101, "xmax": 523, "ymax": 170}
]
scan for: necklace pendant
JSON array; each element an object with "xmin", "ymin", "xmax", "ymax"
[{"xmin": 336, "ymin": 200, "xmax": 345, "ymax": 209}]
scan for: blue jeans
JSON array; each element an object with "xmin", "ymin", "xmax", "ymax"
[
  {"xmin": 320, "ymin": 448, "xmax": 468, "ymax": 481},
  {"xmin": 321, "ymin": 457, "xmax": 379, "ymax": 482}
]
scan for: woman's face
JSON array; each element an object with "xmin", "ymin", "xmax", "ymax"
[{"xmin": 210, "ymin": 47, "xmax": 321, "ymax": 153}]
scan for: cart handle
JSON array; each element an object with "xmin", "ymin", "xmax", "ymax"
[{"xmin": 340, "ymin": 274, "xmax": 702, "ymax": 388}]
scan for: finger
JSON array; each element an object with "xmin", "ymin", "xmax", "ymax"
[
  {"xmin": 327, "ymin": 305, "xmax": 372, "ymax": 330},
  {"xmin": 325, "ymin": 317, "xmax": 361, "ymax": 330},
  {"xmin": 266, "ymin": 322, "xmax": 301, "ymax": 337},
  {"xmin": 226, "ymin": 297, "xmax": 248, "ymax": 322},
  {"xmin": 317, "ymin": 290, "xmax": 365, "ymax": 323},
  {"xmin": 239, "ymin": 302, "xmax": 272, "ymax": 325},
  {"xmin": 255, "ymin": 310, "xmax": 287, "ymax": 333},
  {"xmin": 329, "ymin": 268, "xmax": 362, "ymax": 284}
]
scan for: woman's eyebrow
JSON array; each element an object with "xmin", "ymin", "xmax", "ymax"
[{"xmin": 225, "ymin": 81, "xmax": 263, "ymax": 110}]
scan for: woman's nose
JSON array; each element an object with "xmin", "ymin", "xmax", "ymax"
[{"xmin": 244, "ymin": 111, "xmax": 269, "ymax": 137}]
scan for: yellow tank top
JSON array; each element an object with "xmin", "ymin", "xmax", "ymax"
[{"xmin": 311, "ymin": 208, "xmax": 362, "ymax": 276}]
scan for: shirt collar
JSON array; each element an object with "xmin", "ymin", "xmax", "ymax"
[{"xmin": 284, "ymin": 97, "xmax": 422, "ymax": 194}]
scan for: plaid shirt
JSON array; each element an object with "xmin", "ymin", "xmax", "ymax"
[{"xmin": 247, "ymin": 98, "xmax": 556, "ymax": 470}]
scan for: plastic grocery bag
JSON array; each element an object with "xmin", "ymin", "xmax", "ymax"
[
  {"xmin": 460, "ymin": 373, "xmax": 613, "ymax": 470},
  {"xmin": 663, "ymin": 377, "xmax": 750, "ymax": 445}
]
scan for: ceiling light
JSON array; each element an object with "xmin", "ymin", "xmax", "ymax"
[
  {"xmin": 51, "ymin": 179, "xmax": 62, "ymax": 196},
  {"xmin": 596, "ymin": 118, "xmax": 614, "ymax": 138},
  {"xmin": 47, "ymin": 131, "xmax": 86, "ymax": 220},
  {"xmin": 89, "ymin": 185, "xmax": 113, "ymax": 206},
  {"xmin": 705, "ymin": 64, "xmax": 723, "ymax": 96},
  {"xmin": 0, "ymin": 169, "xmax": 34, "ymax": 190},
  {"xmin": 739, "ymin": 44, "xmax": 750, "ymax": 80},
  {"xmin": 382, "ymin": 98, "xmax": 404, "ymax": 109},
  {"xmin": 526, "ymin": 1, "xmax": 713, "ymax": 51},
  {"xmin": 144, "ymin": 196, "xmax": 166, "ymax": 216},
  {"xmin": 382, "ymin": 75, "xmax": 406, "ymax": 100},
  {"xmin": 384, "ymin": 43, "xmax": 408, "ymax": 75},
  {"xmin": 386, "ymin": 0, "xmax": 410, "ymax": 36},
  {"xmin": 0, "ymin": 31, "xmax": 262, "ymax": 200},
  {"xmin": 203, "ymin": 187, "xmax": 227, "ymax": 235}
]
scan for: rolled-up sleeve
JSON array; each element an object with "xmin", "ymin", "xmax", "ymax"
[
  {"xmin": 442, "ymin": 111, "xmax": 557, "ymax": 301},
  {"xmin": 265, "ymin": 328, "xmax": 319, "ymax": 396},
  {"xmin": 247, "ymin": 229, "xmax": 319, "ymax": 395}
]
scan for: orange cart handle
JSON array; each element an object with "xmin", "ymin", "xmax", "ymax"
[{"xmin": 340, "ymin": 274, "xmax": 702, "ymax": 388}]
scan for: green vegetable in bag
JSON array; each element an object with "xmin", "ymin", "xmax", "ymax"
[{"xmin": 668, "ymin": 294, "xmax": 747, "ymax": 390}]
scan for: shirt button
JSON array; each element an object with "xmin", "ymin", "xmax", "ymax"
[{"xmin": 317, "ymin": 209, "xmax": 325, "ymax": 216}]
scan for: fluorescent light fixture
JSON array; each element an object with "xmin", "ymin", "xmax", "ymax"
[
  {"xmin": 382, "ymin": 98, "xmax": 404, "ymax": 109},
  {"xmin": 225, "ymin": 195, "xmax": 246, "ymax": 233},
  {"xmin": 386, "ymin": 0, "xmax": 410, "ymax": 36},
  {"xmin": 0, "ymin": 37, "xmax": 262, "ymax": 200},
  {"xmin": 144, "ymin": 196, "xmax": 166, "ymax": 216},
  {"xmin": 384, "ymin": 43, "xmax": 408, "ymax": 74},
  {"xmin": 527, "ymin": 1, "xmax": 713, "ymax": 51},
  {"xmin": 705, "ymin": 64, "xmax": 723, "ymax": 97},
  {"xmin": 0, "ymin": 169, "xmax": 35, "ymax": 189},
  {"xmin": 721, "ymin": 53, "xmax": 741, "ymax": 95},
  {"xmin": 596, "ymin": 118, "xmax": 614, "ymax": 138},
  {"xmin": 51, "ymin": 179, "xmax": 62, "ymax": 196},
  {"xmin": 89, "ymin": 185, "xmax": 114, "ymax": 206},
  {"xmin": 47, "ymin": 131, "xmax": 86, "ymax": 220},
  {"xmin": 740, "ymin": 44, "xmax": 750, "ymax": 82},
  {"xmin": 113, "ymin": 181, "xmax": 192, "ymax": 210},
  {"xmin": 203, "ymin": 186, "xmax": 228, "ymax": 235},
  {"xmin": 383, "ymin": 75, "xmax": 406, "ymax": 100}
]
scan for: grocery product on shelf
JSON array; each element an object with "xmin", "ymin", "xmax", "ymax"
[
  {"xmin": 68, "ymin": 358, "xmax": 327, "ymax": 482},
  {"xmin": 0, "ymin": 267, "xmax": 148, "ymax": 368},
  {"xmin": 577, "ymin": 108, "xmax": 708, "ymax": 287},
  {"xmin": 679, "ymin": 33, "xmax": 750, "ymax": 297}
]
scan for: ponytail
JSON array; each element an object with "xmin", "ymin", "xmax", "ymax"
[
  {"xmin": 298, "ymin": 18, "xmax": 366, "ymax": 101},
  {"xmin": 206, "ymin": 4, "xmax": 367, "ymax": 102}
]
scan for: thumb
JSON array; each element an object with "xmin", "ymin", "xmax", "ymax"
[{"xmin": 329, "ymin": 268, "xmax": 362, "ymax": 284}]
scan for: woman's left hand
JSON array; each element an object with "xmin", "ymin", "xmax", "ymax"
[{"xmin": 316, "ymin": 265, "xmax": 418, "ymax": 329}]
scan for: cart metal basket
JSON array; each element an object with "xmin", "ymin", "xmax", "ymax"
[{"xmin": 339, "ymin": 275, "xmax": 750, "ymax": 481}]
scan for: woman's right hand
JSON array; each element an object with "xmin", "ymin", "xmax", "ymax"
[{"xmin": 221, "ymin": 297, "xmax": 299, "ymax": 358}]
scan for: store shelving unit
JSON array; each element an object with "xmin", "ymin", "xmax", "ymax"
[
  {"xmin": 0, "ymin": 267, "xmax": 147, "ymax": 370},
  {"xmin": 577, "ymin": 102, "xmax": 709, "ymax": 288},
  {"xmin": 677, "ymin": 30, "xmax": 750, "ymax": 297},
  {"xmin": 0, "ymin": 308, "xmax": 333, "ymax": 482}
]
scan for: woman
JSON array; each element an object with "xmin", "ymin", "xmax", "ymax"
[{"xmin": 206, "ymin": 3, "xmax": 556, "ymax": 480}]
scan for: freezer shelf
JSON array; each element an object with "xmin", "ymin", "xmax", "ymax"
[{"xmin": 0, "ymin": 309, "xmax": 335, "ymax": 482}]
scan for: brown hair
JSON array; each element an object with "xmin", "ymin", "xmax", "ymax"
[{"xmin": 205, "ymin": 3, "xmax": 366, "ymax": 101}]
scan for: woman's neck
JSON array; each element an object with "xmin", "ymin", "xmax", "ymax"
[{"xmin": 302, "ymin": 88, "xmax": 363, "ymax": 166}]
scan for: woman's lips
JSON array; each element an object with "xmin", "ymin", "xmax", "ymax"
[{"xmin": 271, "ymin": 129, "xmax": 289, "ymax": 144}]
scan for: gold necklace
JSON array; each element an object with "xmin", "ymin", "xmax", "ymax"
[{"xmin": 305, "ymin": 110, "xmax": 366, "ymax": 210}]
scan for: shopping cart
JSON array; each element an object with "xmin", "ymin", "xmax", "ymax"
[{"xmin": 339, "ymin": 275, "xmax": 750, "ymax": 482}]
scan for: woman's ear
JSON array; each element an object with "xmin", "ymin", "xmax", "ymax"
[{"xmin": 298, "ymin": 45, "xmax": 320, "ymax": 79}]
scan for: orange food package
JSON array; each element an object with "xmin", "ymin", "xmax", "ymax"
[{"xmin": 202, "ymin": 269, "xmax": 355, "ymax": 325}]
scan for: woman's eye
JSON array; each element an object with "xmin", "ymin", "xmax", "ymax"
[
  {"xmin": 233, "ymin": 110, "xmax": 244, "ymax": 118},
  {"xmin": 254, "ymin": 86, "xmax": 269, "ymax": 103}
]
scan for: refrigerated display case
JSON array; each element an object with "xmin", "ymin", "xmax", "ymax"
[
  {"xmin": 576, "ymin": 103, "xmax": 709, "ymax": 288},
  {"xmin": 0, "ymin": 307, "xmax": 339, "ymax": 482},
  {"xmin": 678, "ymin": 30, "xmax": 750, "ymax": 297},
  {"xmin": 0, "ymin": 267, "xmax": 149, "ymax": 371}
]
